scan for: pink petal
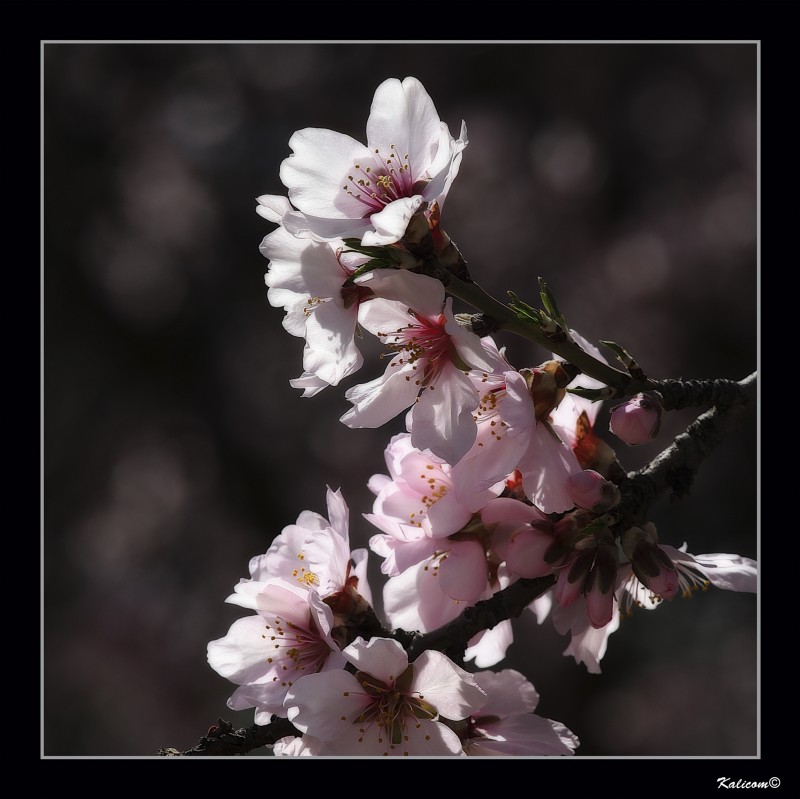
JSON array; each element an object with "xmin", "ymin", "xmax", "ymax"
[{"xmin": 437, "ymin": 540, "xmax": 488, "ymax": 603}]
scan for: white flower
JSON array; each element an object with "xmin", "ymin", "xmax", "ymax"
[
  {"xmin": 261, "ymin": 225, "xmax": 447, "ymax": 391},
  {"xmin": 260, "ymin": 77, "xmax": 467, "ymax": 247},
  {"xmin": 229, "ymin": 486, "xmax": 371, "ymax": 605},
  {"xmin": 341, "ymin": 294, "xmax": 497, "ymax": 465},
  {"xmin": 284, "ymin": 636, "xmax": 486, "ymax": 756},
  {"xmin": 207, "ymin": 579, "xmax": 346, "ymax": 720}
]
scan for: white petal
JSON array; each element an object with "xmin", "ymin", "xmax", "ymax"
[
  {"xmin": 437, "ymin": 540, "xmax": 488, "ymax": 603},
  {"xmin": 207, "ymin": 615, "xmax": 274, "ymax": 684},
  {"xmin": 255, "ymin": 194, "xmax": 293, "ymax": 223},
  {"xmin": 302, "ymin": 302, "xmax": 362, "ymax": 385},
  {"xmin": 357, "ymin": 269, "xmax": 444, "ymax": 318},
  {"xmin": 382, "ymin": 561, "xmax": 464, "ymax": 632},
  {"xmin": 280, "ymin": 127, "xmax": 373, "ymax": 219},
  {"xmin": 518, "ymin": 423, "xmax": 582, "ymax": 513},
  {"xmin": 411, "ymin": 650, "xmax": 487, "ymax": 720},
  {"xmin": 472, "ymin": 669, "xmax": 539, "ymax": 715},
  {"xmin": 410, "ymin": 361, "xmax": 478, "ymax": 465},
  {"xmin": 366, "ymin": 77, "xmax": 443, "ymax": 176},
  {"xmin": 468, "ymin": 714, "xmax": 578, "ymax": 756},
  {"xmin": 341, "ymin": 362, "xmax": 421, "ymax": 428},
  {"xmin": 285, "ymin": 671, "xmax": 371, "ymax": 740},
  {"xmin": 289, "ymin": 371, "xmax": 329, "ymax": 397},
  {"xmin": 343, "ymin": 636, "xmax": 409, "ymax": 685},
  {"xmin": 349, "ymin": 547, "xmax": 373, "ymax": 607},
  {"xmin": 362, "ymin": 196, "xmax": 424, "ymax": 246},
  {"xmin": 463, "ymin": 620, "xmax": 514, "ymax": 669},
  {"xmin": 282, "ymin": 209, "xmax": 372, "ymax": 242},
  {"xmin": 561, "ymin": 610, "xmax": 621, "ymax": 674}
]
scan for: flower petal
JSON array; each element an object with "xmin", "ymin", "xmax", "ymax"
[
  {"xmin": 410, "ymin": 361, "xmax": 478, "ymax": 465},
  {"xmin": 280, "ymin": 128, "xmax": 373, "ymax": 219},
  {"xmin": 411, "ymin": 650, "xmax": 487, "ymax": 720},
  {"xmin": 343, "ymin": 636, "xmax": 409, "ymax": 685},
  {"xmin": 362, "ymin": 195, "xmax": 424, "ymax": 246}
]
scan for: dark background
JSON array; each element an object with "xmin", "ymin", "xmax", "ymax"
[{"xmin": 44, "ymin": 42, "xmax": 757, "ymax": 757}]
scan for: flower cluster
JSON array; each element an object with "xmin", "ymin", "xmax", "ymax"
[{"xmin": 202, "ymin": 75, "xmax": 757, "ymax": 757}]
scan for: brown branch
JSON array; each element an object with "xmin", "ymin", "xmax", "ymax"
[
  {"xmin": 611, "ymin": 371, "xmax": 757, "ymax": 532},
  {"xmin": 648, "ymin": 377, "xmax": 749, "ymax": 411},
  {"xmin": 405, "ymin": 575, "xmax": 555, "ymax": 662},
  {"xmin": 158, "ymin": 716, "xmax": 300, "ymax": 757}
]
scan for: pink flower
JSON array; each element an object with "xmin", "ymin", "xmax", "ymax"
[
  {"xmin": 532, "ymin": 538, "xmax": 756, "ymax": 673},
  {"xmin": 284, "ymin": 636, "xmax": 486, "ymax": 756},
  {"xmin": 261, "ymin": 77, "xmax": 467, "ymax": 247},
  {"xmin": 365, "ymin": 434, "xmax": 505, "ymax": 579}
]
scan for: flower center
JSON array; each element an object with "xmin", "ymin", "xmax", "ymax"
[
  {"xmin": 290, "ymin": 552, "xmax": 319, "ymax": 588},
  {"xmin": 346, "ymin": 671, "xmax": 438, "ymax": 755},
  {"xmin": 261, "ymin": 613, "xmax": 331, "ymax": 687},
  {"xmin": 341, "ymin": 144, "xmax": 415, "ymax": 215},
  {"xmin": 379, "ymin": 312, "xmax": 453, "ymax": 390},
  {"xmin": 472, "ymin": 384, "xmax": 511, "ymax": 447},
  {"xmin": 408, "ymin": 463, "xmax": 450, "ymax": 528}
]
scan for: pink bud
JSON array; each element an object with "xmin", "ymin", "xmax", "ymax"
[
  {"xmin": 566, "ymin": 469, "xmax": 621, "ymax": 512},
  {"xmin": 609, "ymin": 393, "xmax": 662, "ymax": 445},
  {"xmin": 505, "ymin": 527, "xmax": 555, "ymax": 579}
]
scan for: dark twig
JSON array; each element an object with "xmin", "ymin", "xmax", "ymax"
[
  {"xmin": 158, "ymin": 716, "xmax": 300, "ymax": 756},
  {"xmin": 612, "ymin": 371, "xmax": 756, "ymax": 532},
  {"xmin": 405, "ymin": 575, "xmax": 555, "ymax": 662},
  {"xmin": 649, "ymin": 377, "xmax": 748, "ymax": 411}
]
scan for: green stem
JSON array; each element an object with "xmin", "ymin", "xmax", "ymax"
[{"xmin": 443, "ymin": 273, "xmax": 641, "ymax": 393}]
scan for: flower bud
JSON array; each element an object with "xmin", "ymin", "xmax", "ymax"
[
  {"xmin": 566, "ymin": 469, "xmax": 621, "ymax": 512},
  {"xmin": 609, "ymin": 393, "xmax": 662, "ymax": 445}
]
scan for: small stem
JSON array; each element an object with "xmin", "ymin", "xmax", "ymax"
[{"xmin": 442, "ymin": 272, "xmax": 642, "ymax": 393}]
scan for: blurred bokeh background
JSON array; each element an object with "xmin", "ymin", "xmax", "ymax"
[{"xmin": 44, "ymin": 42, "xmax": 757, "ymax": 757}]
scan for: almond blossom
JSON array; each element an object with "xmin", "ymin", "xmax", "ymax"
[
  {"xmin": 260, "ymin": 224, "xmax": 447, "ymax": 393},
  {"xmin": 341, "ymin": 292, "xmax": 498, "ymax": 465},
  {"xmin": 207, "ymin": 579, "xmax": 346, "ymax": 722},
  {"xmin": 258, "ymin": 77, "xmax": 467, "ymax": 247},
  {"xmin": 232, "ymin": 485, "xmax": 371, "ymax": 606},
  {"xmin": 284, "ymin": 636, "xmax": 486, "ymax": 756},
  {"xmin": 365, "ymin": 433, "xmax": 504, "ymax": 572},
  {"xmin": 449, "ymin": 339, "xmax": 587, "ymax": 514}
]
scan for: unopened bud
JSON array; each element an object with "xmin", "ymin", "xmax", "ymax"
[
  {"xmin": 609, "ymin": 393, "xmax": 662, "ymax": 445},
  {"xmin": 566, "ymin": 469, "xmax": 621, "ymax": 512}
]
